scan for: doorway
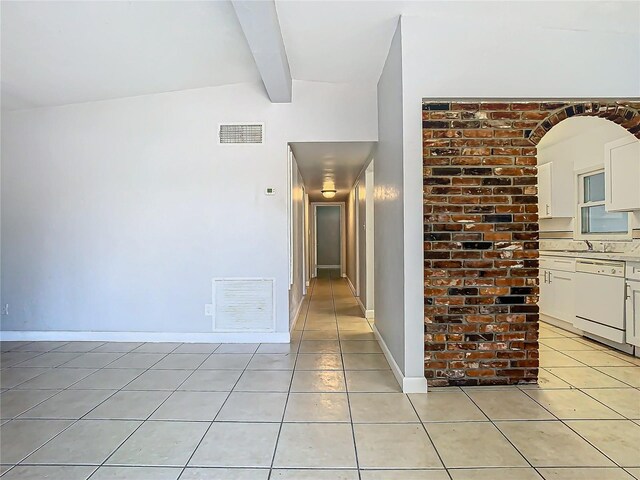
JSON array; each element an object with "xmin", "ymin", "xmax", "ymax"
[{"xmin": 313, "ymin": 204, "xmax": 344, "ymax": 277}]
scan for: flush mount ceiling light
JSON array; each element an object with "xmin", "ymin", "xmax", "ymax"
[{"xmin": 321, "ymin": 189, "xmax": 337, "ymax": 199}]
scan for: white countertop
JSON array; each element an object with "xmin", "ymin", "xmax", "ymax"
[{"xmin": 540, "ymin": 250, "xmax": 640, "ymax": 263}]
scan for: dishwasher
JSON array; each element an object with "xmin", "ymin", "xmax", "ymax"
[{"xmin": 574, "ymin": 259, "xmax": 626, "ymax": 343}]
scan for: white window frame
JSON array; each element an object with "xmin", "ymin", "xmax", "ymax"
[{"xmin": 574, "ymin": 166, "xmax": 631, "ymax": 240}]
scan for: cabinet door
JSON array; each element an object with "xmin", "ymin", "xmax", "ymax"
[
  {"xmin": 538, "ymin": 162, "xmax": 552, "ymax": 218},
  {"xmin": 548, "ymin": 270, "xmax": 574, "ymax": 324},
  {"xmin": 539, "ymin": 269, "xmax": 553, "ymax": 315},
  {"xmin": 626, "ymin": 281, "xmax": 640, "ymax": 347},
  {"xmin": 605, "ymin": 137, "xmax": 640, "ymax": 212}
]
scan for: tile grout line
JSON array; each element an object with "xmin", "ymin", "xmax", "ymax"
[
  {"xmin": 76, "ymin": 342, "xmax": 208, "ymax": 476},
  {"xmin": 0, "ymin": 341, "xmax": 131, "ymax": 477},
  {"xmin": 463, "ymin": 370, "xmax": 632, "ymax": 474},
  {"xmin": 458, "ymin": 387, "xmax": 539, "ymax": 474},
  {"xmin": 536, "ymin": 326, "xmax": 640, "ymax": 398},
  {"xmin": 0, "ymin": 352, "xmax": 118, "ymax": 423},
  {"xmin": 519, "ymin": 382, "xmax": 629, "ymax": 422},
  {"xmin": 330, "ymin": 272, "xmax": 362, "ymax": 480},
  {"xmin": 538, "ymin": 333, "xmax": 639, "ymax": 389},
  {"xmin": 2, "ymin": 305, "xmax": 638, "ymax": 476},
  {"xmin": 266, "ymin": 275, "xmax": 316, "ymax": 480},
  {"xmin": 552, "ymin": 418, "xmax": 631, "ymax": 471},
  {"xmin": 176, "ymin": 338, "xmax": 267, "ymax": 477},
  {"xmin": 17, "ymin": 342, "xmax": 186, "ymax": 420},
  {"xmin": 405, "ymin": 395, "xmax": 454, "ymax": 480},
  {"xmin": 6, "ymin": 343, "xmax": 182, "ymax": 475}
]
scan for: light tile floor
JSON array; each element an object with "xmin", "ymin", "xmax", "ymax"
[{"xmin": 1, "ymin": 270, "xmax": 639, "ymax": 479}]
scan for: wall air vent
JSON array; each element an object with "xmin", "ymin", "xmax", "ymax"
[
  {"xmin": 218, "ymin": 123, "xmax": 264, "ymax": 144},
  {"xmin": 212, "ymin": 278, "xmax": 275, "ymax": 332}
]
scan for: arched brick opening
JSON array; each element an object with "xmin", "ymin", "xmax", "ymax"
[
  {"xmin": 528, "ymin": 102, "xmax": 640, "ymax": 145},
  {"xmin": 422, "ymin": 99, "xmax": 640, "ymax": 387}
]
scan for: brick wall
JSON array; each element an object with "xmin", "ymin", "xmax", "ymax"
[{"xmin": 423, "ymin": 100, "xmax": 640, "ymax": 387}]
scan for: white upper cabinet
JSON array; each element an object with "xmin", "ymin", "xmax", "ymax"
[
  {"xmin": 538, "ymin": 162, "xmax": 552, "ymax": 219},
  {"xmin": 604, "ymin": 137, "xmax": 640, "ymax": 212},
  {"xmin": 537, "ymin": 161, "xmax": 574, "ymax": 219}
]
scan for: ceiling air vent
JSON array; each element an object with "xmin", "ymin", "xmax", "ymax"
[
  {"xmin": 212, "ymin": 278, "xmax": 275, "ymax": 332},
  {"xmin": 218, "ymin": 123, "xmax": 264, "ymax": 144}
]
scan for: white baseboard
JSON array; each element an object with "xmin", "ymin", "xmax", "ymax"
[
  {"xmin": 402, "ymin": 376, "xmax": 429, "ymax": 393},
  {"xmin": 356, "ymin": 296, "xmax": 365, "ymax": 314},
  {"xmin": 346, "ymin": 276, "xmax": 357, "ymax": 296},
  {"xmin": 355, "ymin": 296, "xmax": 374, "ymax": 320},
  {"xmin": 346, "ymin": 277, "xmax": 375, "ymax": 320},
  {"xmin": 290, "ymin": 297, "xmax": 306, "ymax": 332},
  {"xmin": 346, "ymin": 278, "xmax": 374, "ymax": 320},
  {"xmin": 373, "ymin": 324, "xmax": 427, "ymax": 394},
  {"xmin": 0, "ymin": 330, "xmax": 291, "ymax": 344}
]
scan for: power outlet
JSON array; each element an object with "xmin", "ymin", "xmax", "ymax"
[
  {"xmin": 1, "ymin": 304, "xmax": 8, "ymax": 315},
  {"xmin": 204, "ymin": 304, "xmax": 213, "ymax": 316}
]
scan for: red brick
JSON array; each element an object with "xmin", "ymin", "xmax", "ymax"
[{"xmin": 422, "ymin": 100, "xmax": 639, "ymax": 387}]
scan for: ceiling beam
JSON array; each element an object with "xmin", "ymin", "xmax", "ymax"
[{"xmin": 231, "ymin": 0, "xmax": 292, "ymax": 103}]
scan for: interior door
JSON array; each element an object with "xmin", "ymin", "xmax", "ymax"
[{"xmin": 315, "ymin": 205, "xmax": 341, "ymax": 269}]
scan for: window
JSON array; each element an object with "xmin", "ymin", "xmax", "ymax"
[{"xmin": 577, "ymin": 169, "xmax": 629, "ymax": 237}]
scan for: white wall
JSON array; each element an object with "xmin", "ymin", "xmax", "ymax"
[
  {"xmin": 304, "ymin": 192, "xmax": 310, "ymax": 285},
  {"xmin": 345, "ymin": 185, "xmax": 358, "ymax": 294},
  {"xmin": 289, "ymin": 153, "xmax": 305, "ymax": 327},
  {"xmin": 375, "ymin": 19, "xmax": 406, "ymax": 374},
  {"xmin": 379, "ymin": 3, "xmax": 640, "ymax": 388},
  {"xmin": 1, "ymin": 80, "xmax": 377, "ymax": 339},
  {"xmin": 362, "ymin": 162, "xmax": 375, "ymax": 314},
  {"xmin": 538, "ymin": 117, "xmax": 640, "ymax": 235},
  {"xmin": 344, "ymin": 158, "xmax": 374, "ymax": 316}
]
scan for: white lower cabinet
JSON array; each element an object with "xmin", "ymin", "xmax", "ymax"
[
  {"xmin": 539, "ymin": 270, "xmax": 553, "ymax": 315},
  {"xmin": 539, "ymin": 256, "xmax": 575, "ymax": 325},
  {"xmin": 626, "ymin": 282, "xmax": 640, "ymax": 347},
  {"xmin": 625, "ymin": 263, "xmax": 640, "ymax": 348},
  {"xmin": 549, "ymin": 270, "xmax": 574, "ymax": 323}
]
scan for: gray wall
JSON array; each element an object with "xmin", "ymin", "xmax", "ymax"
[
  {"xmin": 374, "ymin": 19, "xmax": 405, "ymax": 372},
  {"xmin": 316, "ymin": 205, "xmax": 341, "ymax": 267},
  {"xmin": 289, "ymin": 155, "xmax": 305, "ymax": 326},
  {"xmin": 0, "ymin": 81, "xmax": 377, "ymax": 336},
  {"xmin": 345, "ymin": 186, "xmax": 358, "ymax": 293},
  {"xmin": 345, "ymin": 161, "xmax": 373, "ymax": 314},
  {"xmin": 359, "ymin": 165, "xmax": 372, "ymax": 312}
]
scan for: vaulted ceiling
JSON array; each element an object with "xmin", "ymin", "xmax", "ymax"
[
  {"xmin": 0, "ymin": 1, "xmax": 260, "ymax": 109},
  {"xmin": 2, "ymin": 1, "xmax": 637, "ymax": 110}
]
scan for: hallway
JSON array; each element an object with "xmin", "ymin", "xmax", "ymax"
[{"xmin": 1, "ymin": 273, "xmax": 640, "ymax": 479}]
